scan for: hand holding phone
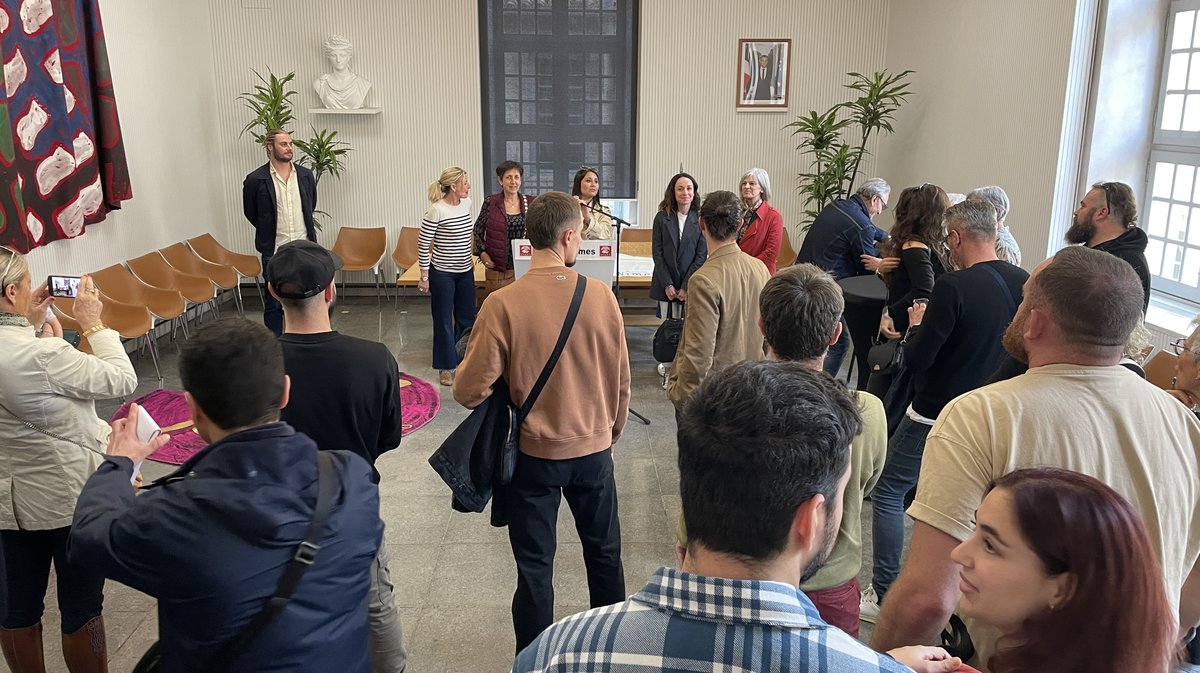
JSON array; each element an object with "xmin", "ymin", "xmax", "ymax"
[{"xmin": 47, "ymin": 275, "xmax": 81, "ymax": 298}]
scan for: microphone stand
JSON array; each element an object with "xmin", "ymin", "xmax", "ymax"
[{"xmin": 581, "ymin": 199, "xmax": 651, "ymax": 426}]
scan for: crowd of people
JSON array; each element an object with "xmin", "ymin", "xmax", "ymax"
[{"xmin": 1, "ymin": 129, "xmax": 1198, "ymax": 673}]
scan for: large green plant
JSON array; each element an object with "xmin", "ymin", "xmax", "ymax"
[
  {"xmin": 787, "ymin": 70, "xmax": 914, "ymax": 227},
  {"xmin": 238, "ymin": 71, "xmax": 352, "ymax": 228}
]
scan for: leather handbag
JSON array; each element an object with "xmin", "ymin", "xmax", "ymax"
[
  {"xmin": 653, "ymin": 317, "xmax": 683, "ymax": 363},
  {"xmin": 868, "ymin": 337, "xmax": 903, "ymax": 376}
]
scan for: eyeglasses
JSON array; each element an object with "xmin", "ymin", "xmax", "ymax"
[
  {"xmin": 1172, "ymin": 337, "xmax": 1190, "ymax": 356},
  {"xmin": 1098, "ymin": 182, "xmax": 1117, "ymax": 212},
  {"xmin": 876, "ymin": 195, "xmax": 889, "ymax": 212}
]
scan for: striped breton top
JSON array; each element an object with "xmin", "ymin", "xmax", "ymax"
[{"xmin": 418, "ymin": 198, "xmax": 475, "ymax": 273}]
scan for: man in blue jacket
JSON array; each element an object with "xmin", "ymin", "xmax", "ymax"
[
  {"xmin": 242, "ymin": 129, "xmax": 318, "ymax": 335},
  {"xmin": 796, "ymin": 178, "xmax": 891, "ymax": 375},
  {"xmin": 69, "ymin": 318, "xmax": 381, "ymax": 673}
]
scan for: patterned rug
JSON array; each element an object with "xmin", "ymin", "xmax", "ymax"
[{"xmin": 110, "ymin": 377, "xmax": 441, "ymax": 466}]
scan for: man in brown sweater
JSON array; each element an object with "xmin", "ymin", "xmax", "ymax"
[
  {"xmin": 667, "ymin": 190, "xmax": 771, "ymax": 409},
  {"xmin": 454, "ymin": 191, "xmax": 632, "ymax": 654}
]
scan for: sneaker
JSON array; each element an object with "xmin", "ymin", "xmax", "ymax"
[
  {"xmin": 439, "ymin": 370, "xmax": 454, "ymax": 386},
  {"xmin": 859, "ymin": 584, "xmax": 881, "ymax": 624},
  {"xmin": 656, "ymin": 363, "xmax": 667, "ymax": 376}
]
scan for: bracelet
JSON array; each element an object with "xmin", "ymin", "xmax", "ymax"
[
  {"xmin": 420, "ymin": 276, "xmax": 429, "ymax": 282},
  {"xmin": 80, "ymin": 324, "xmax": 109, "ymax": 339}
]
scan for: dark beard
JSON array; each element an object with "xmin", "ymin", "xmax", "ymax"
[
  {"xmin": 799, "ymin": 508, "xmax": 840, "ymax": 584},
  {"xmin": 1064, "ymin": 219, "xmax": 1095, "ymax": 245}
]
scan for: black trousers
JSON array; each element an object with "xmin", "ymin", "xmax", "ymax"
[
  {"xmin": 507, "ymin": 449, "xmax": 624, "ymax": 653},
  {"xmin": 0, "ymin": 527, "xmax": 104, "ymax": 632}
]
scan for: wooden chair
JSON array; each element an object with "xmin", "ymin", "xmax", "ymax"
[
  {"xmin": 187, "ymin": 233, "xmax": 264, "ymax": 309},
  {"xmin": 127, "ymin": 251, "xmax": 217, "ymax": 327},
  {"xmin": 53, "ymin": 295, "xmax": 162, "ymax": 384},
  {"xmin": 91, "ymin": 263, "xmax": 189, "ymax": 339},
  {"xmin": 777, "ymin": 230, "xmax": 797, "ymax": 272},
  {"xmin": 1144, "ymin": 350, "xmax": 1178, "ymax": 390},
  {"xmin": 331, "ymin": 226, "xmax": 388, "ymax": 304},
  {"xmin": 160, "ymin": 243, "xmax": 241, "ymax": 316},
  {"xmin": 620, "ymin": 228, "xmax": 652, "ymax": 244}
]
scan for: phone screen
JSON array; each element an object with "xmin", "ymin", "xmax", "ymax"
[{"xmin": 47, "ymin": 275, "xmax": 81, "ymax": 298}]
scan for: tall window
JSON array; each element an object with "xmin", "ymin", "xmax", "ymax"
[
  {"xmin": 479, "ymin": 0, "xmax": 638, "ymax": 197},
  {"xmin": 1150, "ymin": 0, "xmax": 1200, "ymax": 302}
]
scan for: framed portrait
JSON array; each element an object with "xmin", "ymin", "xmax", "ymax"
[{"xmin": 737, "ymin": 39, "xmax": 791, "ymax": 111}]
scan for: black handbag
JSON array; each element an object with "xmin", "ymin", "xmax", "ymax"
[
  {"xmin": 867, "ymin": 337, "xmax": 903, "ymax": 376},
  {"xmin": 653, "ymin": 301, "xmax": 684, "ymax": 363},
  {"xmin": 132, "ymin": 452, "xmax": 339, "ymax": 673}
]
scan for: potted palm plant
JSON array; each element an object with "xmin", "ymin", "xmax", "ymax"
[{"xmin": 787, "ymin": 70, "xmax": 914, "ymax": 229}]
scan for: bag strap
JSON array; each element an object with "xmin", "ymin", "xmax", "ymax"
[
  {"xmin": 205, "ymin": 451, "xmax": 339, "ymax": 671},
  {"xmin": 977, "ymin": 263, "xmax": 1017, "ymax": 314},
  {"xmin": 517, "ymin": 274, "xmax": 587, "ymax": 424}
]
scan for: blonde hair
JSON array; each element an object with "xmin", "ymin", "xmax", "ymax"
[
  {"xmin": 262, "ymin": 128, "xmax": 290, "ymax": 150},
  {"xmin": 428, "ymin": 166, "xmax": 467, "ymax": 203},
  {"xmin": 0, "ymin": 247, "xmax": 29, "ymax": 297}
]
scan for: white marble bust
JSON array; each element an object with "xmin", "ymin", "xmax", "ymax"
[{"xmin": 313, "ymin": 35, "xmax": 372, "ymax": 109}]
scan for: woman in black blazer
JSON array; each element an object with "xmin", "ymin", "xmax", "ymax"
[{"xmin": 650, "ymin": 173, "xmax": 706, "ymax": 319}]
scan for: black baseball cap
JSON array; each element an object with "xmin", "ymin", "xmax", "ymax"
[{"xmin": 267, "ymin": 241, "xmax": 344, "ymax": 299}]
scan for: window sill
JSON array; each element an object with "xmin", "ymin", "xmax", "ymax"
[{"xmin": 1147, "ymin": 292, "xmax": 1199, "ymax": 336}]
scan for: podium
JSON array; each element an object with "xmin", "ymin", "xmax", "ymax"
[{"xmin": 511, "ymin": 239, "xmax": 617, "ymax": 284}]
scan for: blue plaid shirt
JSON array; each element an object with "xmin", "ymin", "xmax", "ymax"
[{"xmin": 513, "ymin": 566, "xmax": 912, "ymax": 672}]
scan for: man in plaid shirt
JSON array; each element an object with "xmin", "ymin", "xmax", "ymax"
[{"xmin": 512, "ymin": 361, "xmax": 961, "ymax": 673}]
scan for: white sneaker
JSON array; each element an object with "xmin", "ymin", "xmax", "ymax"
[
  {"xmin": 656, "ymin": 363, "xmax": 667, "ymax": 376},
  {"xmin": 859, "ymin": 584, "xmax": 881, "ymax": 624}
]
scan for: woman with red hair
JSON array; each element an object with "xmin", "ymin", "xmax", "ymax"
[{"xmin": 951, "ymin": 467, "xmax": 1180, "ymax": 673}]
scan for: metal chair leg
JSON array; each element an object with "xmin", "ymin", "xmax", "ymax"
[{"xmin": 145, "ymin": 333, "xmax": 164, "ymax": 387}]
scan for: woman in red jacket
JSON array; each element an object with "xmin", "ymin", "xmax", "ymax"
[{"xmin": 736, "ymin": 167, "xmax": 784, "ymax": 274}]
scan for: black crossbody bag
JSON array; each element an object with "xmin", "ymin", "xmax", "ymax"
[{"xmin": 132, "ymin": 451, "xmax": 339, "ymax": 673}]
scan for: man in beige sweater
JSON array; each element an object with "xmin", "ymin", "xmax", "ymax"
[
  {"xmin": 667, "ymin": 190, "xmax": 771, "ymax": 409},
  {"xmin": 454, "ymin": 191, "xmax": 632, "ymax": 654}
]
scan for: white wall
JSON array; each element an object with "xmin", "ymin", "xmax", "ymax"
[
  {"xmin": 206, "ymin": 0, "xmax": 483, "ymax": 283},
  {"xmin": 636, "ymin": 0, "xmax": 889, "ymax": 249},
  {"xmin": 24, "ymin": 1, "xmax": 224, "ymax": 282},
  {"xmin": 876, "ymin": 0, "xmax": 1079, "ymax": 269}
]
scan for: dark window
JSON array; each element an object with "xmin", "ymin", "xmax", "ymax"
[{"xmin": 480, "ymin": 0, "xmax": 638, "ymax": 197}]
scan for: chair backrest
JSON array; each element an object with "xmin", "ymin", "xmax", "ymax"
[
  {"xmin": 391, "ymin": 227, "xmax": 421, "ymax": 270},
  {"xmin": 332, "ymin": 227, "xmax": 387, "ymax": 270},
  {"xmin": 161, "ymin": 243, "xmax": 238, "ymax": 289},
  {"xmin": 92, "ymin": 263, "xmax": 186, "ymax": 321},
  {"xmin": 187, "ymin": 234, "xmax": 261, "ymax": 277},
  {"xmin": 52, "ymin": 295, "xmax": 152, "ymax": 340},
  {"xmin": 777, "ymin": 230, "xmax": 797, "ymax": 272},
  {"xmin": 1144, "ymin": 350, "xmax": 1179, "ymax": 390},
  {"xmin": 128, "ymin": 252, "xmax": 216, "ymax": 304},
  {"xmin": 620, "ymin": 228, "xmax": 652, "ymax": 244}
]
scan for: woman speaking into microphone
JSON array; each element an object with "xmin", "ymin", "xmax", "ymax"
[{"xmin": 572, "ymin": 166, "xmax": 614, "ymax": 240}]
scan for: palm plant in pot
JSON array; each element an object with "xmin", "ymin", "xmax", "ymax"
[
  {"xmin": 238, "ymin": 70, "xmax": 352, "ymax": 228},
  {"xmin": 787, "ymin": 69, "xmax": 914, "ymax": 228}
]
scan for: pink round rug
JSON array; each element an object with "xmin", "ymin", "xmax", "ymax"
[{"xmin": 110, "ymin": 377, "xmax": 441, "ymax": 466}]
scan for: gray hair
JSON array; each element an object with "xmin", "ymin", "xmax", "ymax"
[
  {"xmin": 1188, "ymin": 316, "xmax": 1200, "ymax": 364},
  {"xmin": 968, "ymin": 185, "xmax": 1011, "ymax": 223},
  {"xmin": 322, "ymin": 34, "xmax": 354, "ymax": 58},
  {"xmin": 741, "ymin": 167, "xmax": 772, "ymax": 202},
  {"xmin": 944, "ymin": 198, "xmax": 998, "ymax": 243},
  {"xmin": 855, "ymin": 178, "xmax": 891, "ymax": 200},
  {"xmin": 0, "ymin": 246, "xmax": 28, "ymax": 295}
]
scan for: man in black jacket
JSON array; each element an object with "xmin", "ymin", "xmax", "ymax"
[
  {"xmin": 1067, "ymin": 180, "xmax": 1150, "ymax": 311},
  {"xmin": 242, "ymin": 129, "xmax": 317, "ymax": 335}
]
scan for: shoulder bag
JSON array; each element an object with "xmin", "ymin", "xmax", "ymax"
[{"xmin": 132, "ymin": 451, "xmax": 340, "ymax": 673}]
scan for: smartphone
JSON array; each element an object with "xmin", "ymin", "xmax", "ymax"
[{"xmin": 47, "ymin": 275, "xmax": 81, "ymax": 298}]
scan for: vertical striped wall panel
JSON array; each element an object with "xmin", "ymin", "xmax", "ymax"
[
  {"xmin": 635, "ymin": 0, "xmax": 889, "ymax": 249},
  {"xmin": 876, "ymin": 0, "xmax": 1079, "ymax": 271}
]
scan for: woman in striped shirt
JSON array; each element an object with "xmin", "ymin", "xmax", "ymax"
[{"xmin": 419, "ymin": 166, "xmax": 475, "ymax": 386}]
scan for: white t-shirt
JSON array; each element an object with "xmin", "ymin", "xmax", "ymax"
[
  {"xmin": 910, "ymin": 363, "xmax": 1200, "ymax": 661},
  {"xmin": 675, "ymin": 212, "xmax": 687, "ymax": 241}
]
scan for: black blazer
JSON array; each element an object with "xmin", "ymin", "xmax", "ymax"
[
  {"xmin": 649, "ymin": 210, "xmax": 706, "ymax": 302},
  {"xmin": 242, "ymin": 162, "xmax": 318, "ymax": 257}
]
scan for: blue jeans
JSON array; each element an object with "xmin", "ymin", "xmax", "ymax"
[
  {"xmin": 823, "ymin": 318, "xmax": 849, "ymax": 377},
  {"xmin": 871, "ymin": 415, "xmax": 933, "ymax": 599},
  {"xmin": 262, "ymin": 254, "xmax": 283, "ymax": 336},
  {"xmin": 428, "ymin": 266, "xmax": 477, "ymax": 370}
]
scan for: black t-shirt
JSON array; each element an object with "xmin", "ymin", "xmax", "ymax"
[
  {"xmin": 279, "ymin": 332, "xmax": 402, "ymax": 481},
  {"xmin": 904, "ymin": 260, "xmax": 1029, "ymax": 418}
]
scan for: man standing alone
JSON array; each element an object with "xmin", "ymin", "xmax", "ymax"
[{"xmin": 243, "ymin": 129, "xmax": 317, "ymax": 335}]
